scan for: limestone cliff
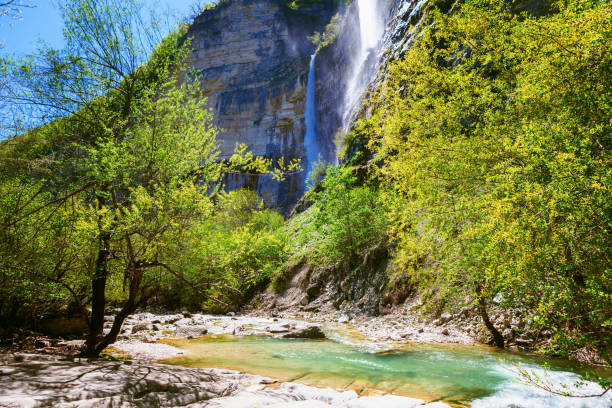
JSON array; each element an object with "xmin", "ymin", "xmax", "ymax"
[
  {"xmin": 186, "ymin": 0, "xmax": 433, "ymax": 211},
  {"xmin": 186, "ymin": 0, "xmax": 336, "ymax": 211}
]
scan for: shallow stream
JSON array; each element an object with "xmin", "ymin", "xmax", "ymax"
[{"xmin": 161, "ymin": 333, "xmax": 611, "ymax": 407}]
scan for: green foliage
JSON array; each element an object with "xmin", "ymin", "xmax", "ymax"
[
  {"xmin": 0, "ymin": 178, "xmax": 88, "ymax": 324},
  {"xmin": 307, "ymin": 155, "xmax": 330, "ymax": 185},
  {"xmin": 309, "ymin": 12, "xmax": 341, "ymax": 51},
  {"xmin": 157, "ymin": 189, "xmax": 288, "ymax": 312},
  {"xmin": 366, "ymin": 0, "xmax": 611, "ymax": 360},
  {"xmin": 0, "ymin": 0, "xmax": 298, "ymax": 354},
  {"xmin": 295, "ymin": 166, "xmax": 388, "ymax": 269}
]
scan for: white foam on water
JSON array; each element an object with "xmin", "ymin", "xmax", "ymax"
[{"xmin": 472, "ymin": 363, "xmax": 612, "ymax": 408}]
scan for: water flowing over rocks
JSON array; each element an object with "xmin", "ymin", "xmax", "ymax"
[{"xmin": 3, "ymin": 313, "xmax": 610, "ymax": 408}]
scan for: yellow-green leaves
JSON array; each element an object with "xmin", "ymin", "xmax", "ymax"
[{"xmin": 366, "ymin": 0, "xmax": 611, "ymax": 359}]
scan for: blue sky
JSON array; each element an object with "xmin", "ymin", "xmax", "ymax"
[{"xmin": 0, "ymin": 0, "xmax": 209, "ymax": 56}]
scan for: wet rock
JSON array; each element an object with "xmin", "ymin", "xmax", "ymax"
[
  {"xmin": 266, "ymin": 325, "xmax": 290, "ymax": 334},
  {"xmin": 0, "ymin": 352, "xmax": 456, "ymax": 407},
  {"xmin": 441, "ymin": 328, "xmax": 449, "ymax": 336},
  {"xmin": 182, "ymin": 311, "xmax": 192, "ymax": 318},
  {"xmin": 282, "ymin": 326, "xmax": 326, "ymax": 339}
]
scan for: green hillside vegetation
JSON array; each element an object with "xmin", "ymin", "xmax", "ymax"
[{"xmin": 342, "ymin": 0, "xmax": 611, "ymax": 360}]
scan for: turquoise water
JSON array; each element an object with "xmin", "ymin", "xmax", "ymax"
[{"xmin": 163, "ymin": 335, "xmax": 611, "ymax": 407}]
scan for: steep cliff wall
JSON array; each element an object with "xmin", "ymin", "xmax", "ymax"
[
  {"xmin": 186, "ymin": 0, "xmax": 336, "ymax": 210},
  {"xmin": 185, "ymin": 0, "xmax": 432, "ymax": 210}
]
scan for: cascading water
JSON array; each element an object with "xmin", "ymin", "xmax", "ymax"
[
  {"xmin": 304, "ymin": 53, "xmax": 319, "ymax": 185},
  {"xmin": 342, "ymin": 0, "xmax": 387, "ymax": 130}
]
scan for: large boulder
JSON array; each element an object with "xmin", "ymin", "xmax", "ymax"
[{"xmin": 282, "ymin": 326, "xmax": 326, "ymax": 339}]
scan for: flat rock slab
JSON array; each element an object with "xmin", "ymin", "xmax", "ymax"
[
  {"xmin": 0, "ymin": 353, "xmax": 239, "ymax": 407},
  {"xmin": 0, "ymin": 354, "xmax": 450, "ymax": 408}
]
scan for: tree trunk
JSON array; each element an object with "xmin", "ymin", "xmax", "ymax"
[
  {"xmin": 85, "ymin": 194, "xmax": 110, "ymax": 353},
  {"xmin": 477, "ymin": 294, "xmax": 504, "ymax": 348},
  {"xmin": 85, "ymin": 231, "xmax": 110, "ymax": 352},
  {"xmin": 81, "ymin": 264, "xmax": 145, "ymax": 357},
  {"xmin": 90, "ymin": 295, "xmax": 138, "ymax": 356}
]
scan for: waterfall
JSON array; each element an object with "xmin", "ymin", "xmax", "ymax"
[
  {"xmin": 342, "ymin": 0, "xmax": 386, "ymax": 130},
  {"xmin": 304, "ymin": 53, "xmax": 319, "ymax": 185}
]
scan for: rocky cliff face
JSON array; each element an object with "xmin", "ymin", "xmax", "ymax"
[
  {"xmin": 186, "ymin": 0, "xmax": 432, "ymax": 210},
  {"xmin": 186, "ymin": 0, "xmax": 336, "ymax": 210}
]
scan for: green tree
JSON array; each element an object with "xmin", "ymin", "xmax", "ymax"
[
  {"xmin": 305, "ymin": 166, "xmax": 387, "ymax": 267},
  {"xmin": 0, "ymin": 0, "xmax": 298, "ymax": 356},
  {"xmin": 368, "ymin": 0, "xmax": 611, "ymax": 356}
]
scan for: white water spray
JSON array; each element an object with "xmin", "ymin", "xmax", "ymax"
[
  {"xmin": 343, "ymin": 0, "xmax": 386, "ymax": 130},
  {"xmin": 304, "ymin": 53, "xmax": 319, "ymax": 185}
]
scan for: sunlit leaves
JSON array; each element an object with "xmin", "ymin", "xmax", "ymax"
[{"xmin": 367, "ymin": 0, "xmax": 611, "ymax": 360}]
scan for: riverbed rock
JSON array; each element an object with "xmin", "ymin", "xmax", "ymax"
[
  {"xmin": 440, "ymin": 312, "xmax": 453, "ymax": 324},
  {"xmin": 282, "ymin": 326, "xmax": 326, "ymax": 339},
  {"xmin": 0, "ymin": 353, "xmax": 235, "ymax": 407},
  {"xmin": 266, "ymin": 324, "xmax": 291, "ymax": 334},
  {"xmin": 338, "ymin": 314, "xmax": 350, "ymax": 323},
  {"xmin": 131, "ymin": 323, "xmax": 149, "ymax": 333},
  {"xmin": 34, "ymin": 339, "xmax": 50, "ymax": 349},
  {"xmin": 0, "ymin": 353, "xmax": 454, "ymax": 408}
]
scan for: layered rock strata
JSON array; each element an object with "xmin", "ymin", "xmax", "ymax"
[{"xmin": 186, "ymin": 0, "xmax": 336, "ymax": 210}]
